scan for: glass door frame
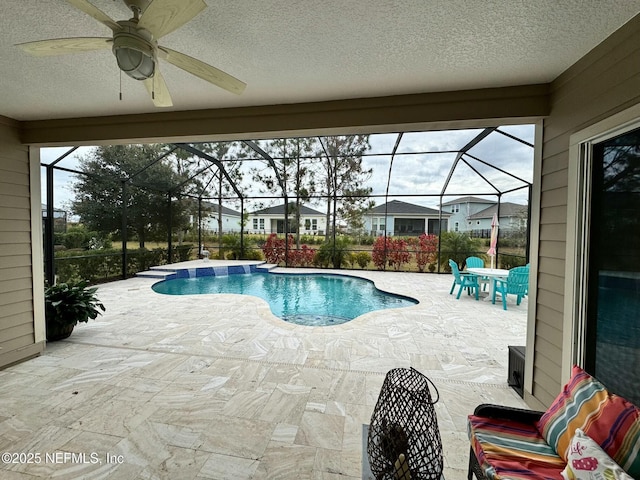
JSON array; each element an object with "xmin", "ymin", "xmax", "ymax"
[{"xmin": 564, "ymin": 103, "xmax": 640, "ymax": 384}]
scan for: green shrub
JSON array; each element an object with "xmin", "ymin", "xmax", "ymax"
[
  {"xmin": 173, "ymin": 244, "xmax": 193, "ymax": 262},
  {"xmin": 438, "ymin": 232, "xmax": 482, "ymax": 268},
  {"xmin": 345, "ymin": 252, "xmax": 357, "ymax": 268},
  {"xmin": 54, "ymin": 246, "xmax": 178, "ymax": 283},
  {"xmin": 222, "ymin": 234, "xmax": 255, "ymax": 259},
  {"xmin": 63, "ymin": 230, "xmax": 89, "ymax": 249},
  {"xmin": 53, "ymin": 232, "xmax": 65, "ymax": 246},
  {"xmin": 317, "ymin": 237, "xmax": 350, "ymax": 268},
  {"xmin": 355, "ymin": 251, "xmax": 371, "ymax": 269},
  {"xmin": 499, "ymin": 254, "xmax": 527, "ymax": 269}
]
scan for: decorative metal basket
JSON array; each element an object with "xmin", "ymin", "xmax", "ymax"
[{"xmin": 367, "ymin": 368, "xmax": 443, "ymax": 480}]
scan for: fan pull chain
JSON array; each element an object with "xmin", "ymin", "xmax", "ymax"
[{"xmin": 119, "ymin": 69, "xmax": 122, "ymax": 101}]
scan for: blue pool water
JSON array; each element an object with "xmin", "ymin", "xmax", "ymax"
[{"xmin": 152, "ymin": 272, "xmax": 418, "ymax": 326}]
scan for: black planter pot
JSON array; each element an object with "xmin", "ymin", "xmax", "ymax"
[{"xmin": 46, "ymin": 322, "xmax": 75, "ymax": 341}]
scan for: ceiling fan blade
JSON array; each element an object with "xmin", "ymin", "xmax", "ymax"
[
  {"xmin": 66, "ymin": 0, "xmax": 120, "ymax": 31},
  {"xmin": 158, "ymin": 47, "xmax": 246, "ymax": 95},
  {"xmin": 143, "ymin": 71, "xmax": 173, "ymax": 107},
  {"xmin": 16, "ymin": 37, "xmax": 112, "ymax": 57},
  {"xmin": 138, "ymin": 0, "xmax": 206, "ymax": 39}
]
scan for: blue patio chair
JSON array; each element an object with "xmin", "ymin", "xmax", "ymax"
[
  {"xmin": 465, "ymin": 256, "xmax": 489, "ymax": 291},
  {"xmin": 491, "ymin": 267, "xmax": 529, "ymax": 310},
  {"xmin": 514, "ymin": 265, "xmax": 530, "ymax": 295},
  {"xmin": 449, "ymin": 259, "xmax": 479, "ymax": 300}
]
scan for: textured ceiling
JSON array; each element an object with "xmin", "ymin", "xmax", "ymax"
[{"xmin": 2, "ymin": 0, "xmax": 639, "ymax": 121}]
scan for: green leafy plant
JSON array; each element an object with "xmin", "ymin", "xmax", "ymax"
[
  {"xmin": 44, "ymin": 280, "xmax": 105, "ymax": 341},
  {"xmin": 355, "ymin": 251, "xmax": 371, "ymax": 269},
  {"xmin": 317, "ymin": 237, "xmax": 350, "ymax": 268}
]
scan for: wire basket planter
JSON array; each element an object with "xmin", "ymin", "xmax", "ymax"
[{"xmin": 367, "ymin": 367, "xmax": 443, "ymax": 480}]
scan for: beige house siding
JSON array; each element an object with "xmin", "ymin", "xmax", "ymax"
[
  {"xmin": 529, "ymin": 14, "xmax": 640, "ymax": 407},
  {"xmin": 0, "ymin": 117, "xmax": 43, "ymax": 368}
]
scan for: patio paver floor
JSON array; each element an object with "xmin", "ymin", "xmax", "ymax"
[{"xmin": 0, "ymin": 261, "xmax": 529, "ymax": 479}]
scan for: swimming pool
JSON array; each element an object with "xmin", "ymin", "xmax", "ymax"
[{"xmin": 152, "ymin": 271, "xmax": 418, "ymax": 326}]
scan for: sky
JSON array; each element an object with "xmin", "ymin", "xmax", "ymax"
[{"xmin": 40, "ymin": 124, "xmax": 535, "ymax": 215}]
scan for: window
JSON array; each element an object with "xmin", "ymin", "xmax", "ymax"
[
  {"xmin": 304, "ymin": 219, "xmax": 311, "ymax": 230},
  {"xmin": 373, "ymin": 217, "xmax": 385, "ymax": 231},
  {"xmin": 454, "ymin": 205, "xmax": 460, "ymax": 213},
  {"xmin": 253, "ymin": 218, "xmax": 258, "ymax": 230},
  {"xmin": 454, "ymin": 222, "xmax": 459, "ymax": 232},
  {"xmin": 312, "ymin": 219, "xmax": 317, "ymax": 231},
  {"xmin": 259, "ymin": 218, "xmax": 264, "ymax": 230}
]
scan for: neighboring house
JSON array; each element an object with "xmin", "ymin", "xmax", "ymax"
[
  {"xmin": 441, "ymin": 196, "xmax": 496, "ymax": 233},
  {"xmin": 41, "ymin": 204, "xmax": 67, "ymax": 233},
  {"xmin": 197, "ymin": 203, "xmax": 242, "ymax": 234},
  {"xmin": 364, "ymin": 200, "xmax": 449, "ymax": 236},
  {"xmin": 247, "ymin": 203, "xmax": 326, "ymax": 235},
  {"xmin": 467, "ymin": 202, "xmax": 528, "ymax": 235}
]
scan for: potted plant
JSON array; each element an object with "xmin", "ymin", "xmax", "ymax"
[{"xmin": 44, "ymin": 280, "xmax": 105, "ymax": 341}]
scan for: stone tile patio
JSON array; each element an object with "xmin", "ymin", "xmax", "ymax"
[{"xmin": 0, "ymin": 261, "xmax": 529, "ymax": 479}]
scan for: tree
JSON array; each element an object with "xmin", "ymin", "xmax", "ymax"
[
  {"xmin": 246, "ymin": 138, "xmax": 317, "ymax": 247},
  {"xmin": 316, "ymin": 135, "xmax": 373, "ymax": 239},
  {"xmin": 71, "ymin": 145, "xmax": 196, "ymax": 248},
  {"xmin": 439, "ymin": 231, "xmax": 479, "ymax": 270},
  {"xmin": 179, "ymin": 142, "xmax": 246, "ymax": 254}
]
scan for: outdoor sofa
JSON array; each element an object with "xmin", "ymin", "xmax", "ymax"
[{"xmin": 467, "ymin": 365, "xmax": 640, "ymax": 479}]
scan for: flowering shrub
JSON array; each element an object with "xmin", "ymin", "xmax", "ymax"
[
  {"xmin": 262, "ymin": 234, "xmax": 316, "ymax": 266},
  {"xmin": 372, "ymin": 236, "xmax": 391, "ymax": 270},
  {"xmin": 387, "ymin": 238, "xmax": 410, "ymax": 271},
  {"xmin": 262, "ymin": 234, "xmax": 290, "ymax": 264},
  {"xmin": 413, "ymin": 234, "xmax": 438, "ymax": 272},
  {"xmin": 290, "ymin": 244, "xmax": 316, "ymax": 267}
]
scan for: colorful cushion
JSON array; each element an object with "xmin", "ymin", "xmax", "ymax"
[
  {"xmin": 562, "ymin": 429, "xmax": 633, "ymax": 480},
  {"xmin": 468, "ymin": 414, "xmax": 565, "ymax": 480},
  {"xmin": 536, "ymin": 365, "xmax": 640, "ymax": 477}
]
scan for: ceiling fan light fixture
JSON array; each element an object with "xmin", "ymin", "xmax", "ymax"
[{"xmin": 112, "ymin": 26, "xmax": 156, "ymax": 80}]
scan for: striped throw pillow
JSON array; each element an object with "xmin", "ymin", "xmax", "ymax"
[{"xmin": 536, "ymin": 365, "xmax": 640, "ymax": 478}]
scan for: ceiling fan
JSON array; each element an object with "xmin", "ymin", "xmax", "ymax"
[{"xmin": 16, "ymin": 0, "xmax": 246, "ymax": 107}]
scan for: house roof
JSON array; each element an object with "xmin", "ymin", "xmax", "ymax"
[
  {"xmin": 252, "ymin": 204, "xmax": 324, "ymax": 216},
  {"xmin": 2, "ymin": 3, "xmax": 639, "ymax": 122},
  {"xmin": 202, "ymin": 203, "xmax": 241, "ymax": 217},
  {"xmin": 468, "ymin": 202, "xmax": 528, "ymax": 219},
  {"xmin": 367, "ymin": 200, "xmax": 448, "ymax": 216},
  {"xmin": 441, "ymin": 196, "xmax": 497, "ymax": 206}
]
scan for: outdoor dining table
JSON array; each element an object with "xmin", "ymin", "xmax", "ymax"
[{"xmin": 466, "ymin": 267, "xmax": 510, "ymax": 300}]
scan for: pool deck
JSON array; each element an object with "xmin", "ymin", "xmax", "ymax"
[{"xmin": 0, "ymin": 260, "xmax": 529, "ymax": 479}]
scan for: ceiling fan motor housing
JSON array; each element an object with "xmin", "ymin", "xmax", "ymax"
[{"xmin": 112, "ymin": 21, "xmax": 156, "ymax": 80}]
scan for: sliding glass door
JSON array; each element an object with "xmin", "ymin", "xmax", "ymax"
[{"xmin": 585, "ymin": 127, "xmax": 640, "ymax": 404}]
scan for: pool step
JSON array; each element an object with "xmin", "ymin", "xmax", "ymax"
[
  {"xmin": 136, "ymin": 270, "xmax": 176, "ymax": 279},
  {"xmin": 255, "ymin": 263, "xmax": 278, "ymax": 272}
]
